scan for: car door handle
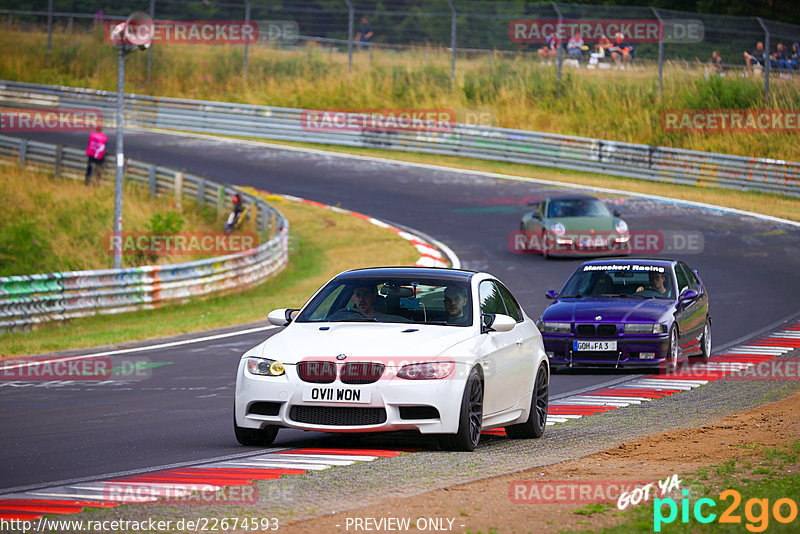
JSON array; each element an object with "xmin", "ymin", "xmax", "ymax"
[{"xmin": 515, "ymin": 339, "xmax": 523, "ymax": 346}]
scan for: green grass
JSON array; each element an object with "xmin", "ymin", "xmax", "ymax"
[
  {"xmin": 3, "ymin": 28, "xmax": 800, "ymax": 161},
  {"xmin": 0, "ymin": 191, "xmax": 419, "ymax": 356},
  {"xmin": 0, "ymin": 165, "xmax": 228, "ymax": 275},
  {"xmin": 572, "ymin": 440, "xmax": 800, "ymax": 533}
]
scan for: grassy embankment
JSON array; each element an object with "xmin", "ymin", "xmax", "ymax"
[
  {"xmin": 0, "ymin": 171, "xmax": 419, "ymax": 356},
  {"xmin": 2, "ymin": 27, "xmax": 798, "ymax": 222},
  {"xmin": 0, "ymin": 165, "xmax": 229, "ymax": 275},
  {"xmin": 2, "ymin": 27, "xmax": 799, "ymax": 161},
  {"xmin": 573, "ymin": 441, "xmax": 800, "ymax": 533}
]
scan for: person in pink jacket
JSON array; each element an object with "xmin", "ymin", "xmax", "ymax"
[{"xmin": 85, "ymin": 125, "xmax": 107, "ymax": 185}]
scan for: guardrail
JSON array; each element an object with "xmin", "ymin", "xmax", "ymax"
[
  {"xmin": 2, "ymin": 80, "xmax": 797, "ymax": 197},
  {"xmin": 0, "ymin": 134, "xmax": 289, "ymax": 331}
]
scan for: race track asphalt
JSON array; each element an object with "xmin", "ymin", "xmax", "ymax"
[{"xmin": 2, "ymin": 130, "xmax": 799, "ymax": 493}]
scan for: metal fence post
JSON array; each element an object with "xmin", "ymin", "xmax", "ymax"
[
  {"xmin": 243, "ymin": 0, "xmax": 251, "ymax": 76},
  {"xmin": 113, "ymin": 44, "xmax": 126, "ymax": 270},
  {"xmin": 446, "ymin": 0, "xmax": 457, "ymax": 83},
  {"xmin": 147, "ymin": 0, "xmax": 155, "ymax": 78},
  {"xmin": 68, "ymin": 16, "xmax": 73, "ymax": 34},
  {"xmin": 54, "ymin": 145, "xmax": 63, "ymax": 178},
  {"xmin": 552, "ymin": 2, "xmax": 563, "ymax": 86},
  {"xmin": 46, "ymin": 0, "xmax": 53, "ymax": 62},
  {"xmin": 19, "ymin": 138, "xmax": 28, "ymax": 167},
  {"xmin": 197, "ymin": 178, "xmax": 205, "ymax": 207},
  {"xmin": 345, "ymin": 0, "xmax": 353, "ymax": 73},
  {"xmin": 756, "ymin": 18, "xmax": 770, "ymax": 101},
  {"xmin": 148, "ymin": 164, "xmax": 156, "ymax": 197},
  {"xmin": 651, "ymin": 7, "xmax": 664, "ymax": 97}
]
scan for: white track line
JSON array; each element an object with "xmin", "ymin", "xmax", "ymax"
[{"xmin": 1, "ymin": 325, "xmax": 279, "ymax": 370}]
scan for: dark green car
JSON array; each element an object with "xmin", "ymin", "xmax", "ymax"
[{"xmin": 518, "ymin": 195, "xmax": 631, "ymax": 258}]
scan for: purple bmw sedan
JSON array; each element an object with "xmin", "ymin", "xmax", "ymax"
[{"xmin": 539, "ymin": 258, "xmax": 711, "ymax": 370}]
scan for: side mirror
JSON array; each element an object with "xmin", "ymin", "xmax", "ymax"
[
  {"xmin": 613, "ymin": 209, "xmax": 621, "ymax": 217},
  {"xmin": 545, "ymin": 289, "xmax": 558, "ymax": 300},
  {"xmin": 678, "ymin": 289, "xmax": 698, "ymax": 303},
  {"xmin": 482, "ymin": 313, "xmax": 515, "ymax": 333},
  {"xmin": 531, "ymin": 212, "xmax": 542, "ymax": 220},
  {"xmin": 267, "ymin": 308, "xmax": 299, "ymax": 326}
]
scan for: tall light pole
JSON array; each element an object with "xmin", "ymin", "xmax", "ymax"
[{"xmin": 111, "ymin": 12, "xmax": 153, "ymax": 268}]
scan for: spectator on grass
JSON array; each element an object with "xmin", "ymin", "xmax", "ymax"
[
  {"xmin": 711, "ymin": 50, "xmax": 724, "ymax": 75},
  {"xmin": 791, "ymin": 42, "xmax": 800, "ymax": 71},
  {"xmin": 595, "ymin": 34, "xmax": 612, "ymax": 58},
  {"xmin": 771, "ymin": 43, "xmax": 792, "ymax": 77},
  {"xmin": 355, "ymin": 17, "xmax": 373, "ymax": 49},
  {"xmin": 567, "ymin": 33, "xmax": 585, "ymax": 58},
  {"xmin": 85, "ymin": 124, "xmax": 107, "ymax": 186},
  {"xmin": 537, "ymin": 33, "xmax": 559, "ymax": 64},
  {"xmin": 743, "ymin": 41, "xmax": 766, "ymax": 73},
  {"xmin": 609, "ymin": 32, "xmax": 631, "ymax": 68}
]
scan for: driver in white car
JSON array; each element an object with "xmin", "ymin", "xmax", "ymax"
[{"xmin": 352, "ymin": 285, "xmax": 381, "ymax": 317}]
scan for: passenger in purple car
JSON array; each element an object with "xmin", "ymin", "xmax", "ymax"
[{"xmin": 592, "ymin": 274, "xmax": 615, "ymax": 296}]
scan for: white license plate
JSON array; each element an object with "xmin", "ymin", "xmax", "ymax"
[
  {"xmin": 302, "ymin": 386, "xmax": 371, "ymax": 404},
  {"xmin": 580, "ymin": 237, "xmax": 607, "ymax": 247},
  {"xmin": 573, "ymin": 340, "xmax": 617, "ymax": 351}
]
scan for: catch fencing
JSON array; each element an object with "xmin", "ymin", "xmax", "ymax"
[
  {"xmin": 2, "ymin": 79, "xmax": 797, "ymax": 197},
  {"xmin": 1, "ymin": 1, "xmax": 799, "ymax": 96},
  {"xmin": 0, "ymin": 133, "xmax": 289, "ymax": 331}
]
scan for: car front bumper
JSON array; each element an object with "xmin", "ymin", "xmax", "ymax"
[
  {"xmin": 543, "ymin": 334, "xmax": 670, "ymax": 368},
  {"xmin": 234, "ymin": 360, "xmax": 469, "ymax": 434}
]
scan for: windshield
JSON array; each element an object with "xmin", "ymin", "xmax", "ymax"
[
  {"xmin": 295, "ymin": 277, "xmax": 473, "ymax": 326},
  {"xmin": 548, "ymin": 198, "xmax": 611, "ymax": 218},
  {"xmin": 559, "ymin": 264, "xmax": 674, "ymax": 299}
]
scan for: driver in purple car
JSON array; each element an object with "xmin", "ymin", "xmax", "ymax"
[{"xmin": 636, "ymin": 271, "xmax": 668, "ymax": 295}]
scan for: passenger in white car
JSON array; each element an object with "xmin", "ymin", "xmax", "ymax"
[{"xmin": 444, "ymin": 286, "xmax": 470, "ymax": 324}]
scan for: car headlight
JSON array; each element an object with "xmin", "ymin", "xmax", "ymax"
[
  {"xmin": 396, "ymin": 361, "xmax": 454, "ymax": 380},
  {"xmin": 540, "ymin": 322, "xmax": 571, "ymax": 334},
  {"xmin": 246, "ymin": 357, "xmax": 285, "ymax": 376},
  {"xmin": 624, "ymin": 323, "xmax": 668, "ymax": 334},
  {"xmin": 550, "ymin": 222, "xmax": 566, "ymax": 236},
  {"xmin": 615, "ymin": 220, "xmax": 629, "ymax": 234}
]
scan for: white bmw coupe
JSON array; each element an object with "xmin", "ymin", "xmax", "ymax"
[{"xmin": 234, "ymin": 267, "xmax": 549, "ymax": 451}]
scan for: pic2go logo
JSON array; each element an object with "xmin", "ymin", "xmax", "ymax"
[{"xmin": 654, "ymin": 489, "xmax": 798, "ymax": 532}]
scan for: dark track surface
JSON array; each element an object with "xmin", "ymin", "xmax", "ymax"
[{"xmin": 2, "ymin": 130, "xmax": 799, "ymax": 493}]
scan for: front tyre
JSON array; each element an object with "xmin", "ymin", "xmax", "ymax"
[
  {"xmin": 660, "ymin": 326, "xmax": 679, "ymax": 374},
  {"xmin": 234, "ymin": 411, "xmax": 279, "ymax": 446},
  {"xmin": 700, "ymin": 320, "xmax": 712, "ymax": 358},
  {"xmin": 506, "ymin": 362, "xmax": 548, "ymax": 439},
  {"xmin": 439, "ymin": 367, "xmax": 483, "ymax": 451}
]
